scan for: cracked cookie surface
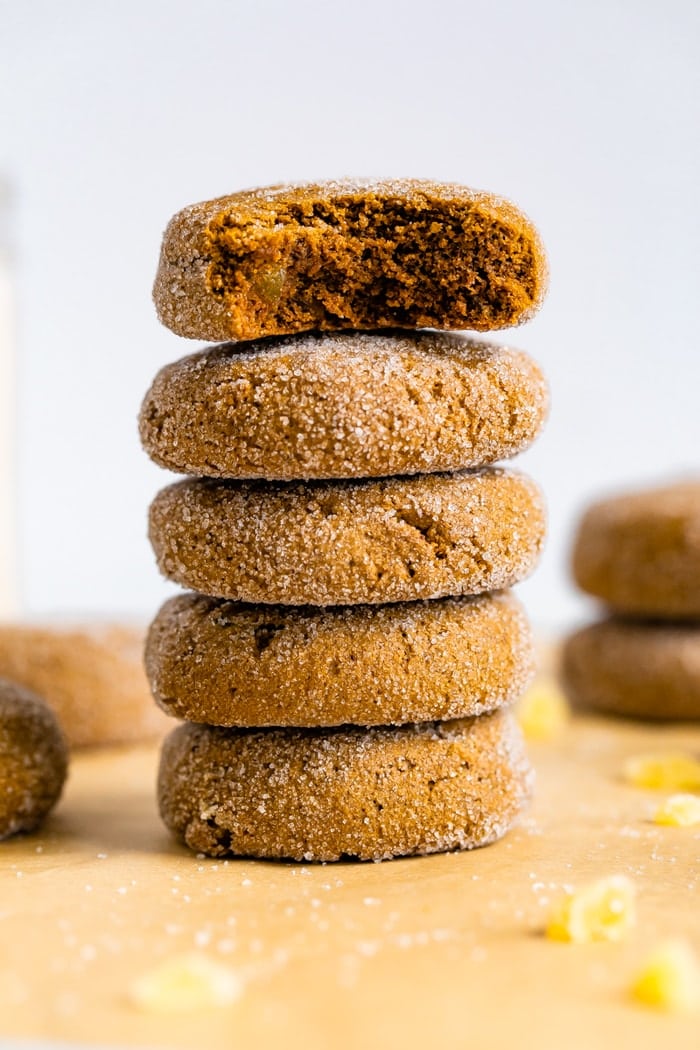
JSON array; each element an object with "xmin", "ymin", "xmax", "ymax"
[
  {"xmin": 139, "ymin": 332, "xmax": 548, "ymax": 481},
  {"xmin": 148, "ymin": 468, "xmax": 545, "ymax": 606},
  {"xmin": 158, "ymin": 709, "xmax": 532, "ymax": 861},
  {"xmin": 153, "ymin": 178, "xmax": 547, "ymax": 342},
  {"xmin": 146, "ymin": 590, "xmax": 534, "ymax": 727}
]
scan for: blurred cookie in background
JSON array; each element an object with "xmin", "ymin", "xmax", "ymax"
[
  {"xmin": 562, "ymin": 619, "xmax": 700, "ymax": 722},
  {"xmin": 572, "ymin": 480, "xmax": 700, "ymax": 620},
  {"xmin": 0, "ymin": 622, "xmax": 170, "ymax": 748},
  {"xmin": 564, "ymin": 478, "xmax": 700, "ymax": 721}
]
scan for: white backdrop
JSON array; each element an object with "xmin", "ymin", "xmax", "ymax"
[{"xmin": 2, "ymin": 0, "xmax": 699, "ymax": 627}]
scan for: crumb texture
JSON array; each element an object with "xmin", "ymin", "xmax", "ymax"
[
  {"xmin": 148, "ymin": 468, "xmax": 546, "ymax": 606},
  {"xmin": 0, "ymin": 623, "xmax": 169, "ymax": 748},
  {"xmin": 153, "ymin": 179, "xmax": 547, "ymax": 341},
  {"xmin": 562, "ymin": 619, "xmax": 700, "ymax": 721},
  {"xmin": 157, "ymin": 709, "xmax": 532, "ymax": 861},
  {"xmin": 145, "ymin": 590, "xmax": 534, "ymax": 727},
  {"xmin": 0, "ymin": 676, "xmax": 68, "ymax": 840},
  {"xmin": 572, "ymin": 480, "xmax": 700, "ymax": 618},
  {"xmin": 139, "ymin": 332, "xmax": 548, "ymax": 480}
]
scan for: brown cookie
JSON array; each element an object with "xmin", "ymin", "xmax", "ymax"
[
  {"xmin": 562, "ymin": 619, "xmax": 700, "ymax": 721},
  {"xmin": 146, "ymin": 590, "xmax": 534, "ymax": 727},
  {"xmin": 153, "ymin": 179, "xmax": 547, "ymax": 342},
  {"xmin": 148, "ymin": 468, "xmax": 546, "ymax": 606},
  {"xmin": 139, "ymin": 332, "xmax": 548, "ymax": 481},
  {"xmin": 0, "ymin": 677, "xmax": 68, "ymax": 840},
  {"xmin": 0, "ymin": 622, "xmax": 169, "ymax": 748},
  {"xmin": 572, "ymin": 480, "xmax": 700, "ymax": 618},
  {"xmin": 157, "ymin": 709, "xmax": 532, "ymax": 861}
]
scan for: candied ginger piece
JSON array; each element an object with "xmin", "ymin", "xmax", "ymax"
[
  {"xmin": 653, "ymin": 793, "xmax": 700, "ymax": 827},
  {"xmin": 129, "ymin": 952, "xmax": 241, "ymax": 1012},
  {"xmin": 632, "ymin": 940, "xmax": 700, "ymax": 1012},
  {"xmin": 624, "ymin": 753, "xmax": 700, "ymax": 791},
  {"xmin": 516, "ymin": 677, "xmax": 570, "ymax": 742},
  {"xmin": 546, "ymin": 876, "xmax": 636, "ymax": 943}
]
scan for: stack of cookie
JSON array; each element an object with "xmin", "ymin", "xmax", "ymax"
[
  {"xmin": 140, "ymin": 179, "xmax": 549, "ymax": 861},
  {"xmin": 564, "ymin": 481, "xmax": 700, "ymax": 722}
]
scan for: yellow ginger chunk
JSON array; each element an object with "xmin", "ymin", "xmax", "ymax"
[
  {"xmin": 624, "ymin": 753, "xmax": 700, "ymax": 791},
  {"xmin": 516, "ymin": 678, "xmax": 570, "ymax": 742},
  {"xmin": 654, "ymin": 793, "xmax": 700, "ymax": 827},
  {"xmin": 546, "ymin": 875, "xmax": 636, "ymax": 943},
  {"xmin": 130, "ymin": 952, "xmax": 241, "ymax": 1012},
  {"xmin": 632, "ymin": 940, "xmax": 700, "ymax": 1012}
]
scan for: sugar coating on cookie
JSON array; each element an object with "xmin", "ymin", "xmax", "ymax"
[
  {"xmin": 153, "ymin": 179, "xmax": 548, "ymax": 342},
  {"xmin": 148, "ymin": 468, "xmax": 546, "ymax": 606},
  {"xmin": 0, "ymin": 622, "xmax": 169, "ymax": 748},
  {"xmin": 146, "ymin": 590, "xmax": 534, "ymax": 727},
  {"xmin": 572, "ymin": 480, "xmax": 700, "ymax": 618},
  {"xmin": 139, "ymin": 332, "xmax": 549, "ymax": 481},
  {"xmin": 0, "ymin": 677, "xmax": 68, "ymax": 840},
  {"xmin": 157, "ymin": 709, "xmax": 532, "ymax": 862},
  {"xmin": 562, "ymin": 619, "xmax": 700, "ymax": 721}
]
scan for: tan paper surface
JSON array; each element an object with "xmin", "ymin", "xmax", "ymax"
[{"xmin": 1, "ymin": 712, "xmax": 699, "ymax": 1048}]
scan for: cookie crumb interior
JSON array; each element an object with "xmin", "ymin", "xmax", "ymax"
[{"xmin": 205, "ymin": 194, "xmax": 540, "ymax": 337}]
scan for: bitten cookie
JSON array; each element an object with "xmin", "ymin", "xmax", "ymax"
[
  {"xmin": 562, "ymin": 619, "xmax": 700, "ymax": 722},
  {"xmin": 0, "ymin": 677, "xmax": 68, "ymax": 840},
  {"xmin": 149, "ymin": 468, "xmax": 546, "ymax": 606},
  {"xmin": 0, "ymin": 623, "xmax": 169, "ymax": 748},
  {"xmin": 139, "ymin": 332, "xmax": 548, "ymax": 481},
  {"xmin": 146, "ymin": 590, "xmax": 534, "ymax": 727},
  {"xmin": 158, "ymin": 709, "xmax": 532, "ymax": 861},
  {"xmin": 153, "ymin": 179, "xmax": 547, "ymax": 342},
  {"xmin": 572, "ymin": 480, "xmax": 700, "ymax": 619}
]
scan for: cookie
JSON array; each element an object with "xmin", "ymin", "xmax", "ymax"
[
  {"xmin": 0, "ymin": 622, "xmax": 169, "ymax": 748},
  {"xmin": 153, "ymin": 179, "xmax": 547, "ymax": 342},
  {"xmin": 149, "ymin": 468, "xmax": 545, "ymax": 606},
  {"xmin": 139, "ymin": 332, "xmax": 548, "ymax": 481},
  {"xmin": 0, "ymin": 677, "xmax": 68, "ymax": 840},
  {"xmin": 146, "ymin": 590, "xmax": 534, "ymax": 727},
  {"xmin": 572, "ymin": 481, "xmax": 700, "ymax": 618},
  {"xmin": 157, "ymin": 709, "xmax": 532, "ymax": 861},
  {"xmin": 562, "ymin": 620, "xmax": 700, "ymax": 721}
]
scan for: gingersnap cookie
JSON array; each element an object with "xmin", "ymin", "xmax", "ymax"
[
  {"xmin": 562, "ymin": 619, "xmax": 700, "ymax": 721},
  {"xmin": 146, "ymin": 590, "xmax": 534, "ymax": 727},
  {"xmin": 0, "ymin": 622, "xmax": 169, "ymax": 749},
  {"xmin": 572, "ymin": 480, "xmax": 700, "ymax": 618},
  {"xmin": 139, "ymin": 332, "xmax": 548, "ymax": 481},
  {"xmin": 0, "ymin": 677, "xmax": 68, "ymax": 840},
  {"xmin": 153, "ymin": 179, "xmax": 547, "ymax": 342},
  {"xmin": 158, "ymin": 709, "xmax": 532, "ymax": 861},
  {"xmin": 149, "ymin": 468, "xmax": 545, "ymax": 606}
]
